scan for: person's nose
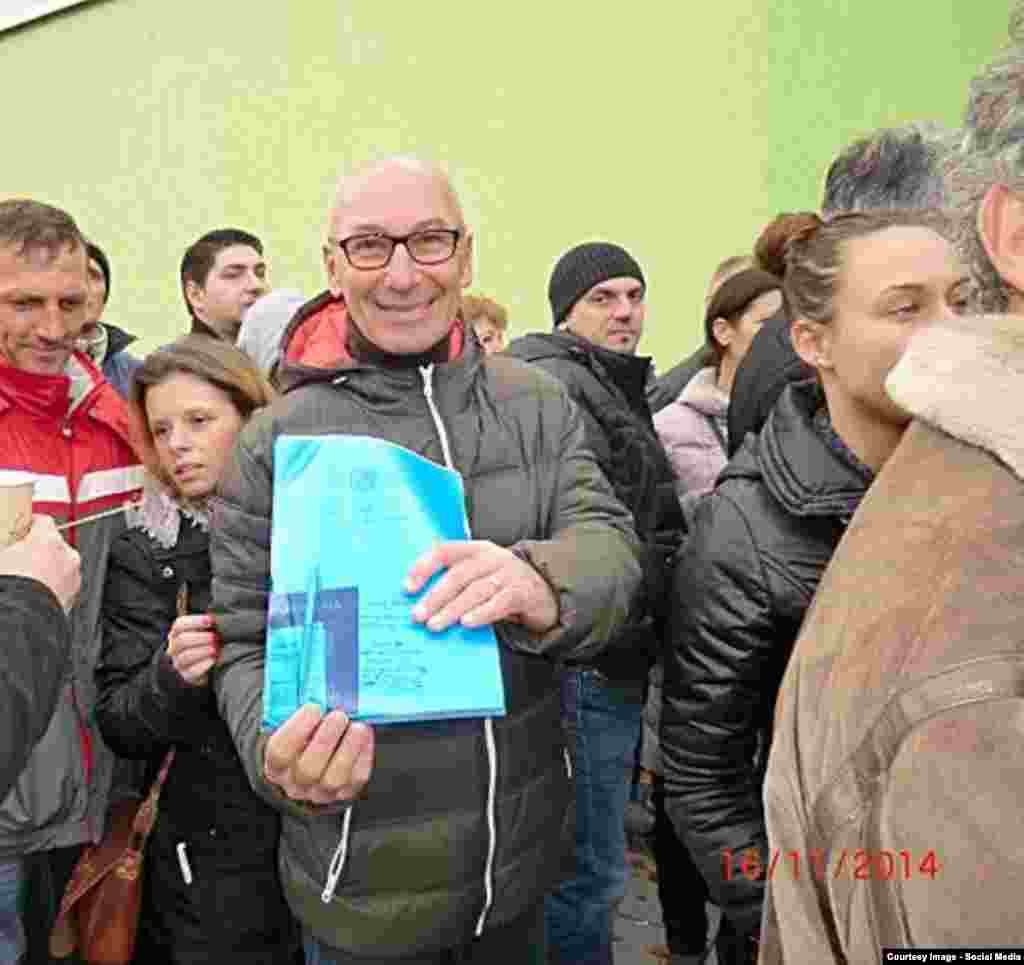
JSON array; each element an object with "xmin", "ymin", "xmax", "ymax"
[
  {"xmin": 384, "ymin": 242, "xmax": 418, "ymax": 291},
  {"xmin": 36, "ymin": 303, "xmax": 72, "ymax": 344},
  {"xmin": 247, "ymin": 271, "xmax": 268, "ymax": 295},
  {"xmin": 611, "ymin": 295, "xmax": 634, "ymax": 320},
  {"xmin": 167, "ymin": 423, "xmax": 192, "ymax": 453}
]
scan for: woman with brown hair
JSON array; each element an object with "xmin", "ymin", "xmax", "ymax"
[
  {"xmin": 94, "ymin": 335, "xmax": 299, "ymax": 964},
  {"xmin": 654, "ymin": 264, "xmax": 783, "ymax": 512},
  {"xmin": 659, "ymin": 210, "xmax": 968, "ymax": 964}
]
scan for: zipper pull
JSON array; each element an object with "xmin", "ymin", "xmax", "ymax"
[
  {"xmin": 418, "ymin": 363, "xmax": 435, "ymax": 401},
  {"xmin": 176, "ymin": 842, "xmax": 193, "ymax": 885}
]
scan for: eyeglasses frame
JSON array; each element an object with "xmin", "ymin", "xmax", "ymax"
[{"xmin": 328, "ymin": 228, "xmax": 463, "ymax": 270}]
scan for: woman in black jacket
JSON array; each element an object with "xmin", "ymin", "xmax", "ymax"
[
  {"xmin": 659, "ymin": 210, "xmax": 969, "ymax": 964},
  {"xmin": 95, "ymin": 335, "xmax": 299, "ymax": 964}
]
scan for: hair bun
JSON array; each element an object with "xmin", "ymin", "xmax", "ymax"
[{"xmin": 754, "ymin": 212, "xmax": 822, "ymax": 277}]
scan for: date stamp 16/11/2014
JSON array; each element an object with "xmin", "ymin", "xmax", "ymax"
[{"xmin": 721, "ymin": 848, "xmax": 941, "ymax": 882}]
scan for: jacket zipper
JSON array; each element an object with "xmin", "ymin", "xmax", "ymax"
[
  {"xmin": 419, "ymin": 364, "xmax": 498, "ymax": 938},
  {"xmin": 61, "ymin": 409, "xmax": 98, "ymax": 839}
]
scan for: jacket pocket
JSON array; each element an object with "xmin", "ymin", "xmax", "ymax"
[{"xmin": 281, "ymin": 807, "xmax": 353, "ymax": 899}]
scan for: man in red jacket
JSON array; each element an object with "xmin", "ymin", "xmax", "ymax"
[{"xmin": 0, "ymin": 199, "xmax": 142, "ymax": 964}]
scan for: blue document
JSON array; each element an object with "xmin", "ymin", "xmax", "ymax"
[{"xmin": 262, "ymin": 435, "xmax": 507, "ymax": 727}]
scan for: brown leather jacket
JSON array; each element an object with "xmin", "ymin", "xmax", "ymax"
[{"xmin": 759, "ymin": 315, "xmax": 1024, "ymax": 962}]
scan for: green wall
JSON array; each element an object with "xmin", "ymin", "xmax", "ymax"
[{"xmin": 0, "ymin": 0, "xmax": 1009, "ymax": 365}]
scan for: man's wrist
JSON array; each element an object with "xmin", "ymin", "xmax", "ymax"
[{"xmin": 509, "ymin": 543, "xmax": 563, "ymax": 631}]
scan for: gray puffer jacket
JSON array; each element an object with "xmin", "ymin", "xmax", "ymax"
[{"xmin": 209, "ymin": 297, "xmax": 642, "ymax": 957}]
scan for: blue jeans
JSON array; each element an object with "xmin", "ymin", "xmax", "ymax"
[
  {"xmin": 0, "ymin": 859, "xmax": 23, "ymax": 965},
  {"xmin": 544, "ymin": 668, "xmax": 644, "ymax": 965}
]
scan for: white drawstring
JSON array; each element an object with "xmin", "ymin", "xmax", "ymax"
[
  {"xmin": 418, "ymin": 365, "xmax": 456, "ymax": 471},
  {"xmin": 418, "ymin": 364, "xmax": 500, "ymax": 936},
  {"xmin": 475, "ymin": 716, "xmax": 499, "ymax": 936},
  {"xmin": 321, "ymin": 806, "xmax": 354, "ymax": 903}
]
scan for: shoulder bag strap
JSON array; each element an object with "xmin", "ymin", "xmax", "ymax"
[{"xmin": 132, "ymin": 580, "xmax": 190, "ymax": 840}]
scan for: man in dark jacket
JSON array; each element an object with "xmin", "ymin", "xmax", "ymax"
[
  {"xmin": 0, "ymin": 516, "xmax": 80, "ymax": 801},
  {"xmin": 726, "ymin": 122, "xmax": 959, "ymax": 455},
  {"xmin": 180, "ymin": 227, "xmax": 270, "ymax": 340},
  {"xmin": 209, "ymin": 158, "xmax": 642, "ymax": 965},
  {"xmin": 505, "ymin": 242, "xmax": 686, "ymax": 965},
  {"xmin": 0, "ymin": 517, "xmax": 79, "ymax": 963},
  {"xmin": 76, "ymin": 239, "xmax": 142, "ymax": 398}
]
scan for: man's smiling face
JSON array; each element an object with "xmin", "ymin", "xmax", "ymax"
[
  {"xmin": 324, "ymin": 163, "xmax": 473, "ymax": 355},
  {"xmin": 0, "ymin": 242, "xmax": 89, "ymax": 376}
]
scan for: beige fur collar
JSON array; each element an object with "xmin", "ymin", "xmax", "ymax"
[
  {"xmin": 123, "ymin": 473, "xmax": 210, "ymax": 549},
  {"xmin": 885, "ymin": 315, "xmax": 1024, "ymax": 480}
]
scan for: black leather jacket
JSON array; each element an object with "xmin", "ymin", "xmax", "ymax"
[{"xmin": 660, "ymin": 380, "xmax": 872, "ymax": 937}]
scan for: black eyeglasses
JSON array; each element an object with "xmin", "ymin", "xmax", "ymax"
[{"xmin": 330, "ymin": 229, "xmax": 462, "ymax": 270}]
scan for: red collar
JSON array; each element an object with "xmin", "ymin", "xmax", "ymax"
[
  {"xmin": 284, "ymin": 295, "xmax": 466, "ymax": 369},
  {"xmin": 0, "ymin": 352, "xmax": 133, "ymax": 447}
]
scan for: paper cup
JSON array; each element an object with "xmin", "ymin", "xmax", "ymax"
[{"xmin": 0, "ymin": 471, "xmax": 35, "ymax": 548}]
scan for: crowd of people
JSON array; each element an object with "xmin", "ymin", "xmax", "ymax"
[{"xmin": 2, "ymin": 9, "xmax": 1024, "ymax": 965}]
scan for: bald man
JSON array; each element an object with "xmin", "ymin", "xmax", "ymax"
[{"xmin": 210, "ymin": 157, "xmax": 642, "ymax": 964}]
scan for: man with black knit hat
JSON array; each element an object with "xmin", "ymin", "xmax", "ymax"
[{"xmin": 506, "ymin": 242, "xmax": 688, "ymax": 965}]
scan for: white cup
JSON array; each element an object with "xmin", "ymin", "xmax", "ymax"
[{"xmin": 0, "ymin": 472, "xmax": 36, "ymax": 548}]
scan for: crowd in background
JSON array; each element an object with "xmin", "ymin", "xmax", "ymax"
[{"xmin": 2, "ymin": 7, "xmax": 1024, "ymax": 965}]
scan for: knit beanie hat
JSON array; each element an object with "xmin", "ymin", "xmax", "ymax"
[
  {"xmin": 548, "ymin": 242, "xmax": 646, "ymax": 327},
  {"xmin": 704, "ymin": 268, "xmax": 782, "ymax": 346}
]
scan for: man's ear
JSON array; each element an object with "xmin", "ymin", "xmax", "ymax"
[
  {"xmin": 184, "ymin": 280, "xmax": 203, "ymax": 316},
  {"xmin": 791, "ymin": 317, "xmax": 831, "ymax": 370},
  {"xmin": 323, "ymin": 245, "xmax": 343, "ymax": 298},
  {"xmin": 978, "ymin": 183, "xmax": 1024, "ymax": 297}
]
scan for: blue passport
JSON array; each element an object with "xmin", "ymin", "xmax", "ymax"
[{"xmin": 262, "ymin": 435, "xmax": 507, "ymax": 727}]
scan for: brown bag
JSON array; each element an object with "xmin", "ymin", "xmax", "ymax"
[
  {"xmin": 51, "ymin": 582, "xmax": 191, "ymax": 963},
  {"xmin": 49, "ymin": 748, "xmax": 175, "ymax": 963}
]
